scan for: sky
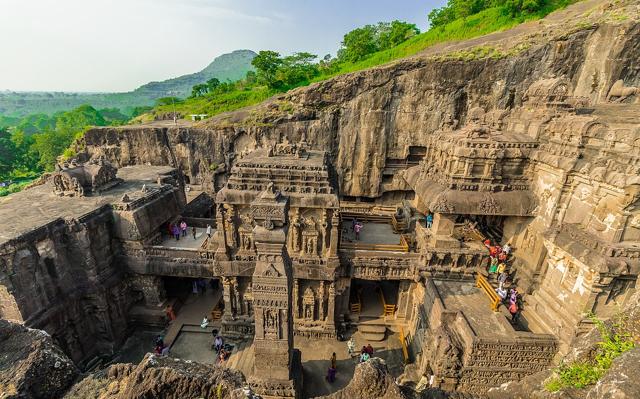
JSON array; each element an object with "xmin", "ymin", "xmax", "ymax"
[{"xmin": 0, "ymin": 0, "xmax": 445, "ymax": 93}]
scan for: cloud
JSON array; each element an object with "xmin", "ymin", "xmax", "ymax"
[{"xmin": 151, "ymin": 0, "xmax": 278, "ymax": 24}]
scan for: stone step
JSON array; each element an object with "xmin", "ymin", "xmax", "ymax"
[
  {"xmin": 358, "ymin": 324, "xmax": 387, "ymax": 334},
  {"xmin": 360, "ymin": 331, "xmax": 386, "ymax": 342}
]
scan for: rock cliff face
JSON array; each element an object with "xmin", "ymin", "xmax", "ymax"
[
  {"xmin": 0, "ymin": 206, "xmax": 136, "ymax": 367},
  {"xmin": 82, "ymin": 0, "xmax": 640, "ymax": 200}
]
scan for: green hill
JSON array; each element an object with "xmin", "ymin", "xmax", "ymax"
[{"xmin": 0, "ymin": 49, "xmax": 256, "ymax": 117}]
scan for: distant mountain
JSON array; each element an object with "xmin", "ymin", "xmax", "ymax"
[
  {"xmin": 0, "ymin": 49, "xmax": 256, "ymax": 117},
  {"xmin": 133, "ymin": 49, "xmax": 257, "ymax": 98}
]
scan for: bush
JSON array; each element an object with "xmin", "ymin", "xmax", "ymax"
[{"xmin": 545, "ymin": 316, "xmax": 635, "ymax": 392}]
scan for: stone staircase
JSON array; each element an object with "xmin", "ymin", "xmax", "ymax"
[{"xmin": 357, "ymin": 317, "xmax": 387, "ymax": 342}]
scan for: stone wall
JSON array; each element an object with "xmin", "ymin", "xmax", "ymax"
[{"xmin": 0, "ymin": 207, "xmax": 135, "ymax": 366}]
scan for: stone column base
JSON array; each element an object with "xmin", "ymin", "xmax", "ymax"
[{"xmin": 249, "ymin": 349, "xmax": 303, "ymax": 399}]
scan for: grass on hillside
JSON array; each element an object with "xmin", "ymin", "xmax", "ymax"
[
  {"xmin": 149, "ymin": 0, "xmax": 578, "ymax": 121},
  {"xmin": 318, "ymin": 0, "xmax": 577, "ymax": 78},
  {"xmin": 152, "ymin": 86, "xmax": 276, "ymax": 121}
]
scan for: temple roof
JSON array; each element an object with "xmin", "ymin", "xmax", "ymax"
[{"xmin": 404, "ymin": 166, "xmax": 536, "ymax": 216}]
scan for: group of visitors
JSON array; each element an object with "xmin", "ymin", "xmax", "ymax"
[
  {"xmin": 359, "ymin": 344, "xmax": 374, "ymax": 363},
  {"xmin": 212, "ymin": 330, "xmax": 229, "ymax": 364},
  {"xmin": 484, "ymin": 240, "xmax": 523, "ymax": 324},
  {"xmin": 153, "ymin": 335, "xmax": 170, "ymax": 356},
  {"xmin": 167, "ymin": 220, "xmax": 190, "ymax": 241}
]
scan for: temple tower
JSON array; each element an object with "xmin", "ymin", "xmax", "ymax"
[{"xmin": 248, "ymin": 182, "xmax": 302, "ymax": 398}]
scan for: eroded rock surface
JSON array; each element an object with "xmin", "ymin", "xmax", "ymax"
[
  {"xmin": 0, "ymin": 320, "xmax": 78, "ymax": 399},
  {"xmin": 64, "ymin": 354, "xmax": 247, "ymax": 399}
]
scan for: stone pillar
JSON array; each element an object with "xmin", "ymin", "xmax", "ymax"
[
  {"xmin": 133, "ymin": 275, "xmax": 166, "ymax": 307},
  {"xmin": 329, "ymin": 211, "xmax": 339, "ymax": 256},
  {"xmin": 222, "ymin": 277, "xmax": 234, "ymax": 319},
  {"xmin": 293, "ymin": 279, "xmax": 299, "ymax": 319},
  {"xmin": 319, "ymin": 281, "xmax": 326, "ymax": 320},
  {"xmin": 327, "ymin": 282, "xmax": 336, "ymax": 330},
  {"xmin": 396, "ymin": 281, "xmax": 413, "ymax": 321}
]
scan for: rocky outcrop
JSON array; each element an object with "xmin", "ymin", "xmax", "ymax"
[
  {"xmin": 64, "ymin": 354, "xmax": 247, "ymax": 399},
  {"xmin": 0, "ymin": 320, "xmax": 78, "ymax": 399},
  {"xmin": 487, "ymin": 291, "xmax": 640, "ymax": 399},
  {"xmin": 82, "ymin": 0, "xmax": 640, "ymax": 199},
  {"xmin": 315, "ymin": 358, "xmax": 404, "ymax": 399}
]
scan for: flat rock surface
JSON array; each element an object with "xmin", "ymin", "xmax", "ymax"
[{"xmin": 0, "ymin": 165, "xmax": 174, "ymax": 245}]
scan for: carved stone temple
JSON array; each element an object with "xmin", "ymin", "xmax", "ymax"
[
  {"xmin": 247, "ymin": 183, "xmax": 302, "ymax": 398},
  {"xmin": 2, "ymin": 24, "xmax": 640, "ymax": 396}
]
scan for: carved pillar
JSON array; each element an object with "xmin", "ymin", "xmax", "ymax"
[
  {"xmin": 327, "ymin": 282, "xmax": 336, "ymax": 328},
  {"xmin": 330, "ymin": 211, "xmax": 339, "ymax": 256},
  {"xmin": 319, "ymin": 280, "xmax": 326, "ymax": 320},
  {"xmin": 232, "ymin": 277, "xmax": 241, "ymax": 315},
  {"xmin": 222, "ymin": 277, "xmax": 234, "ymax": 319},
  {"xmin": 133, "ymin": 275, "xmax": 166, "ymax": 307},
  {"xmin": 293, "ymin": 279, "xmax": 299, "ymax": 319},
  {"xmin": 249, "ymin": 183, "xmax": 300, "ymax": 397},
  {"xmin": 396, "ymin": 280, "xmax": 412, "ymax": 320},
  {"xmin": 320, "ymin": 210, "xmax": 328, "ymax": 256}
]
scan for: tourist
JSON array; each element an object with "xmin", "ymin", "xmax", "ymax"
[
  {"xmin": 214, "ymin": 335, "xmax": 224, "ymax": 353},
  {"xmin": 509, "ymin": 288, "xmax": 518, "ymax": 305},
  {"xmin": 327, "ymin": 366, "xmax": 337, "ymax": 383},
  {"xmin": 354, "ymin": 222, "xmax": 363, "ymax": 240},
  {"xmin": 192, "ymin": 226, "xmax": 197, "ymax": 239},
  {"xmin": 180, "ymin": 220, "xmax": 187, "ymax": 237},
  {"xmin": 488, "ymin": 256, "xmax": 499, "ymax": 274},
  {"xmin": 497, "ymin": 262, "xmax": 507, "ymax": 278},
  {"xmin": 509, "ymin": 299, "xmax": 519, "ymax": 324},
  {"xmin": 351, "ymin": 218, "xmax": 357, "ymax": 231},
  {"xmin": 503, "ymin": 243, "xmax": 512, "ymax": 255},
  {"xmin": 498, "ymin": 271, "xmax": 509, "ymax": 290},
  {"xmin": 425, "ymin": 213, "xmax": 433, "ymax": 229},
  {"xmin": 172, "ymin": 224, "xmax": 181, "ymax": 241},
  {"xmin": 330, "ymin": 352, "xmax": 337, "ymax": 369},
  {"xmin": 483, "ymin": 239, "xmax": 491, "ymax": 248},
  {"xmin": 218, "ymin": 347, "xmax": 228, "ymax": 364},
  {"xmin": 366, "ymin": 344, "xmax": 374, "ymax": 355},
  {"xmin": 197, "ymin": 279, "xmax": 207, "ymax": 294},
  {"xmin": 347, "ymin": 337, "xmax": 356, "ymax": 356},
  {"xmin": 206, "ymin": 224, "xmax": 212, "ymax": 239},
  {"xmin": 165, "ymin": 305, "xmax": 176, "ymax": 322},
  {"xmin": 160, "ymin": 345, "xmax": 170, "ymax": 357},
  {"xmin": 359, "ymin": 350, "xmax": 370, "ymax": 363},
  {"xmin": 496, "ymin": 286, "xmax": 507, "ymax": 300}
]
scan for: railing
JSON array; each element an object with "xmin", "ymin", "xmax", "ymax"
[
  {"xmin": 378, "ymin": 287, "xmax": 396, "ymax": 316},
  {"xmin": 340, "ymin": 234, "xmax": 410, "ymax": 252},
  {"xmin": 476, "ymin": 274, "xmax": 501, "ymax": 312},
  {"xmin": 399, "ymin": 326, "xmax": 410, "ymax": 364},
  {"xmin": 391, "ymin": 213, "xmax": 409, "ymax": 233},
  {"xmin": 350, "ymin": 289, "xmax": 362, "ymax": 313}
]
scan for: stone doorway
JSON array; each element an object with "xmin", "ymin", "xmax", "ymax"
[{"xmin": 349, "ymin": 280, "xmax": 400, "ymax": 341}]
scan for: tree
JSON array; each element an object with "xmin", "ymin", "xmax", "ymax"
[
  {"xmin": 191, "ymin": 84, "xmax": 208, "ymax": 98},
  {"xmin": 206, "ymin": 78, "xmax": 221, "ymax": 92},
  {"xmin": 337, "ymin": 24, "xmax": 378, "ymax": 63},
  {"xmin": 278, "ymin": 52, "xmax": 319, "ymax": 87},
  {"xmin": 377, "ymin": 21, "xmax": 420, "ymax": 50},
  {"xmin": 0, "ymin": 129, "xmax": 17, "ymax": 180},
  {"xmin": 252, "ymin": 50, "xmax": 284, "ymax": 89}
]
